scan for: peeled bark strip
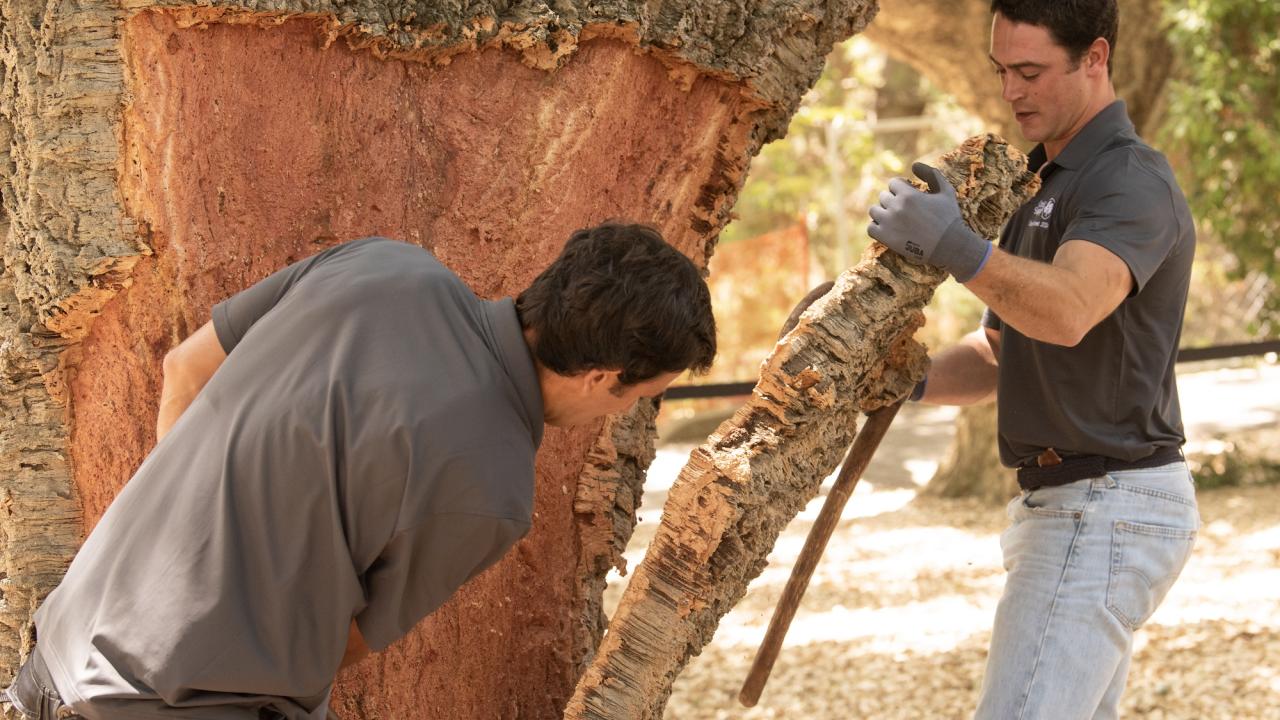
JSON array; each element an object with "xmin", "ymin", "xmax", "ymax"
[
  {"xmin": 565, "ymin": 134, "xmax": 1039, "ymax": 720},
  {"xmin": 571, "ymin": 399, "xmax": 660, "ymax": 675}
]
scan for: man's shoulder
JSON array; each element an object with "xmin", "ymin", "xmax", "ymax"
[
  {"xmin": 1070, "ymin": 136, "xmax": 1185, "ymax": 210},
  {"xmin": 1084, "ymin": 133, "xmax": 1176, "ymax": 183},
  {"xmin": 338, "ymin": 236, "xmax": 440, "ymax": 266},
  {"xmin": 315, "ymin": 238, "xmax": 470, "ymax": 297}
]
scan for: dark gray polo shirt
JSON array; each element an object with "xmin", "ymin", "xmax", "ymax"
[
  {"xmin": 983, "ymin": 101, "xmax": 1195, "ymax": 467},
  {"xmin": 34, "ymin": 238, "xmax": 543, "ymax": 719}
]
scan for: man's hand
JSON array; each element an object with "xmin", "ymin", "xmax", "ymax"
[{"xmin": 867, "ymin": 163, "xmax": 993, "ymax": 282}]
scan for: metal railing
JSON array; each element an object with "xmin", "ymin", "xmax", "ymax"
[{"xmin": 664, "ymin": 339, "xmax": 1280, "ymax": 401}]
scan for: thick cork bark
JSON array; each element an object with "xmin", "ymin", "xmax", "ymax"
[
  {"xmin": 0, "ymin": 0, "xmax": 879, "ymax": 713},
  {"xmin": 571, "ymin": 399, "xmax": 660, "ymax": 675},
  {"xmin": 565, "ymin": 135, "xmax": 1040, "ymax": 720}
]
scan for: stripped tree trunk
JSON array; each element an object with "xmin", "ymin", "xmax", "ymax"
[
  {"xmin": 0, "ymin": 0, "xmax": 884, "ymax": 714},
  {"xmin": 564, "ymin": 135, "xmax": 1040, "ymax": 720}
]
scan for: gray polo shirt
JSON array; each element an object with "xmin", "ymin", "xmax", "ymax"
[
  {"xmin": 34, "ymin": 238, "xmax": 543, "ymax": 719},
  {"xmin": 983, "ymin": 101, "xmax": 1195, "ymax": 467}
]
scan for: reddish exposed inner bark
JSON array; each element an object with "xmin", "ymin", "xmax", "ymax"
[{"xmin": 66, "ymin": 12, "xmax": 751, "ymax": 718}]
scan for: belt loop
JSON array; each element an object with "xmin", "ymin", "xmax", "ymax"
[{"xmin": 1100, "ymin": 473, "xmax": 1117, "ymax": 489}]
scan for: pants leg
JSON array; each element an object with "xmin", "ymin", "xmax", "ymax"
[
  {"xmin": 2, "ymin": 648, "xmax": 86, "ymax": 720},
  {"xmin": 1090, "ymin": 648, "xmax": 1133, "ymax": 720},
  {"xmin": 975, "ymin": 464, "xmax": 1198, "ymax": 720}
]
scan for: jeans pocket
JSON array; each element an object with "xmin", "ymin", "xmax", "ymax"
[
  {"xmin": 1106, "ymin": 519, "xmax": 1197, "ymax": 630},
  {"xmin": 1016, "ymin": 481, "xmax": 1089, "ymax": 520}
]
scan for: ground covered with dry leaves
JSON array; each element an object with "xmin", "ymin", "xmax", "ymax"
[{"xmin": 604, "ymin": 363, "xmax": 1280, "ymax": 719}]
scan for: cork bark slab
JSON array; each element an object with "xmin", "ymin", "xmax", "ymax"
[{"xmin": 566, "ymin": 135, "xmax": 1039, "ymax": 720}]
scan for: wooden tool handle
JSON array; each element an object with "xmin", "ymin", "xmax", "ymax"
[{"xmin": 739, "ymin": 400, "xmax": 904, "ymax": 707}]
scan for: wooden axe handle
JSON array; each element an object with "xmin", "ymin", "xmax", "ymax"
[
  {"xmin": 776, "ymin": 280, "xmax": 835, "ymax": 341},
  {"xmin": 739, "ymin": 399, "xmax": 904, "ymax": 707}
]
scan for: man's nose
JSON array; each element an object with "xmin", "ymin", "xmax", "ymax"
[{"xmin": 1001, "ymin": 75, "xmax": 1023, "ymax": 103}]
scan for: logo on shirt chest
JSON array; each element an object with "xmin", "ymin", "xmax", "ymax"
[{"xmin": 1028, "ymin": 197, "xmax": 1056, "ymax": 229}]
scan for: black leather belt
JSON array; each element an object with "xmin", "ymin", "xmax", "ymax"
[{"xmin": 1016, "ymin": 445, "xmax": 1185, "ymax": 491}]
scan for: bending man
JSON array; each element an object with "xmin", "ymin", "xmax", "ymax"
[{"xmin": 5, "ymin": 222, "xmax": 715, "ymax": 719}]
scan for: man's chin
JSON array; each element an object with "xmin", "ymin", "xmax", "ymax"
[{"xmin": 1013, "ymin": 116, "xmax": 1042, "ymax": 142}]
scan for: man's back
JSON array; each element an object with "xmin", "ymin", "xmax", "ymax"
[{"xmin": 35, "ymin": 239, "xmax": 542, "ymax": 718}]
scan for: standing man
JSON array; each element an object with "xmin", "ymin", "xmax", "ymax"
[
  {"xmin": 3, "ymin": 222, "xmax": 716, "ymax": 719},
  {"xmin": 867, "ymin": 1, "xmax": 1198, "ymax": 718}
]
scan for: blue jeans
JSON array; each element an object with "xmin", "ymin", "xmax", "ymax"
[
  {"xmin": 2, "ymin": 648, "xmax": 83, "ymax": 720},
  {"xmin": 975, "ymin": 462, "xmax": 1199, "ymax": 720}
]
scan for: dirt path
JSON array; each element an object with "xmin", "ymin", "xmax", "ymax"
[{"xmin": 603, "ymin": 362, "xmax": 1280, "ymax": 719}]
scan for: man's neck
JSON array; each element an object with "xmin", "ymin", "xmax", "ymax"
[{"xmin": 1043, "ymin": 85, "xmax": 1117, "ymax": 162}]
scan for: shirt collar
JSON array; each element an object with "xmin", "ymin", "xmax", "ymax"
[
  {"xmin": 482, "ymin": 298, "xmax": 545, "ymax": 448},
  {"xmin": 1027, "ymin": 99, "xmax": 1134, "ymax": 174}
]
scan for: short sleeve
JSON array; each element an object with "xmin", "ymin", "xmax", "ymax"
[
  {"xmin": 211, "ymin": 239, "xmax": 381, "ymax": 353},
  {"xmin": 1063, "ymin": 151, "xmax": 1181, "ymax": 294},
  {"xmin": 354, "ymin": 513, "xmax": 530, "ymax": 651}
]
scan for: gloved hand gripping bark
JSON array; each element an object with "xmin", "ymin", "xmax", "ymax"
[{"xmin": 867, "ymin": 163, "xmax": 993, "ymax": 282}]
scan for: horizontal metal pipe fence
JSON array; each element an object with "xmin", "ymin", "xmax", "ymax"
[{"xmin": 664, "ymin": 339, "xmax": 1280, "ymax": 401}]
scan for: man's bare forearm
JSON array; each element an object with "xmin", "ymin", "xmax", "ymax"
[
  {"xmin": 918, "ymin": 328, "xmax": 999, "ymax": 406},
  {"xmin": 156, "ymin": 322, "xmax": 227, "ymax": 441},
  {"xmin": 963, "ymin": 241, "xmax": 1132, "ymax": 347},
  {"xmin": 156, "ymin": 380, "xmax": 201, "ymax": 441},
  {"xmin": 963, "ymin": 251, "xmax": 1081, "ymax": 345}
]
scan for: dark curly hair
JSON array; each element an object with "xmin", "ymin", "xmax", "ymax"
[
  {"xmin": 516, "ymin": 222, "xmax": 716, "ymax": 386},
  {"xmin": 991, "ymin": 0, "xmax": 1119, "ymax": 74}
]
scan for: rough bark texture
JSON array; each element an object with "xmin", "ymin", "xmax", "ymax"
[
  {"xmin": 571, "ymin": 399, "xmax": 659, "ymax": 676},
  {"xmin": 564, "ymin": 135, "xmax": 1040, "ymax": 720},
  {"xmin": 0, "ymin": 0, "xmax": 883, "ymax": 713},
  {"xmin": 0, "ymin": 0, "xmax": 134, "ymax": 679}
]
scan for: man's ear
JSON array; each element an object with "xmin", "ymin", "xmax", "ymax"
[
  {"xmin": 1086, "ymin": 37, "xmax": 1110, "ymax": 76},
  {"xmin": 580, "ymin": 368, "xmax": 621, "ymax": 393}
]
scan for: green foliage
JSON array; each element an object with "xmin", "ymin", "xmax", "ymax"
[
  {"xmin": 721, "ymin": 38, "xmax": 897, "ymax": 275},
  {"xmin": 1162, "ymin": 0, "xmax": 1280, "ymax": 328}
]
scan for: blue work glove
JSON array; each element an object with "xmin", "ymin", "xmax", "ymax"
[{"xmin": 867, "ymin": 163, "xmax": 993, "ymax": 282}]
